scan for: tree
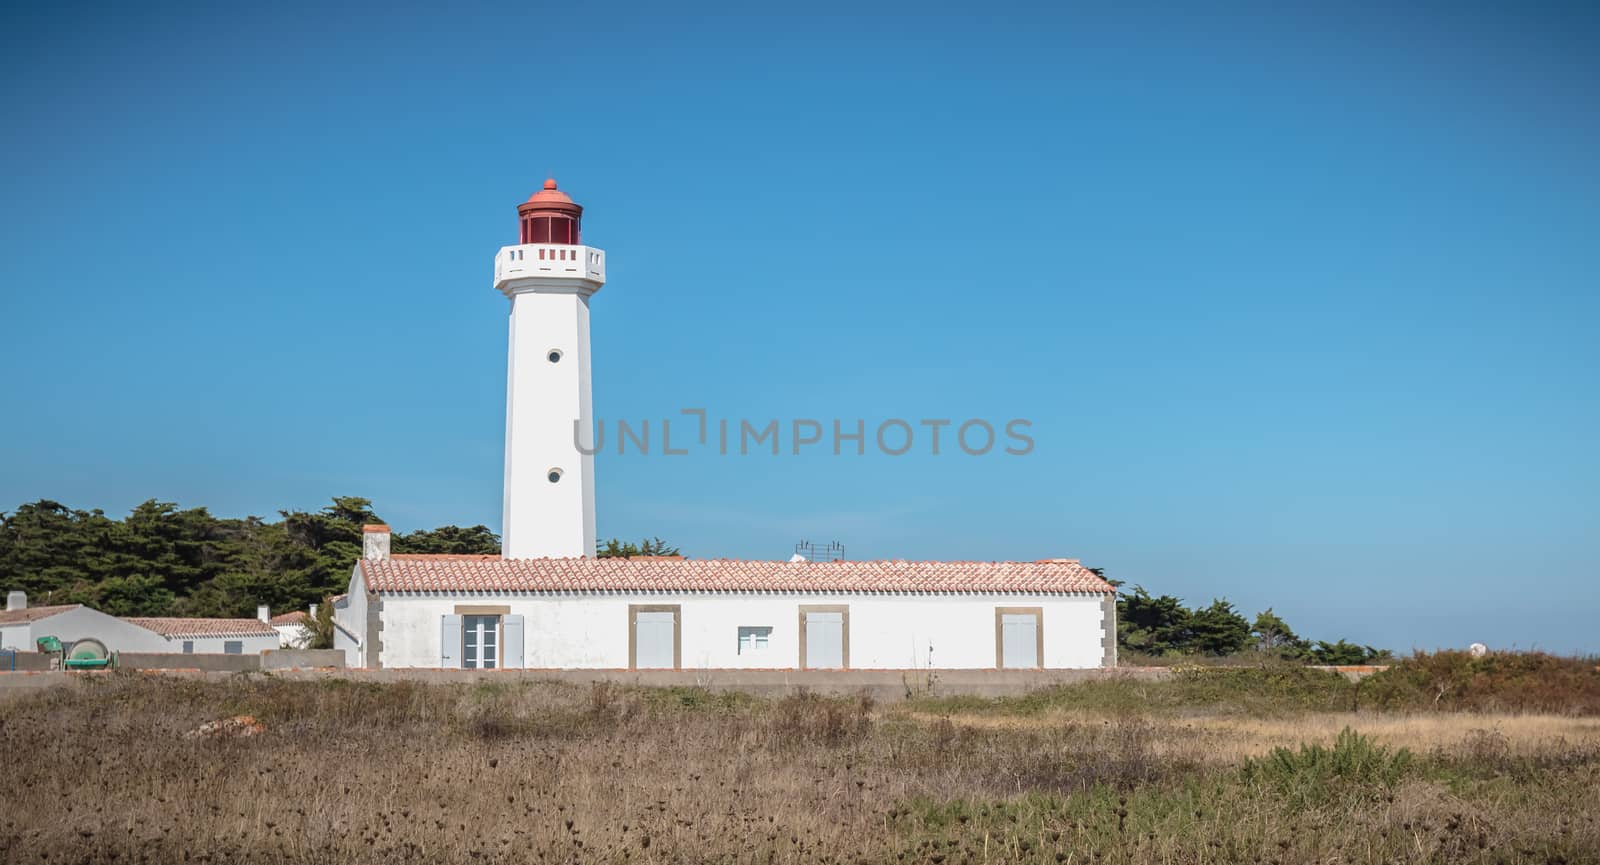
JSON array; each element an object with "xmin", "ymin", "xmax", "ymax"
[
  {"xmin": 395, "ymin": 525, "xmax": 500, "ymax": 555},
  {"xmin": 1187, "ymin": 599, "xmax": 1252, "ymax": 656},
  {"xmin": 92, "ymin": 574, "xmax": 177, "ymax": 617},
  {"xmin": 1117, "ymin": 587, "xmax": 1191, "ymax": 655},
  {"xmin": 1310, "ymin": 640, "xmax": 1392, "ymax": 665},
  {"xmin": 1087, "ymin": 566, "xmax": 1124, "ymax": 589},
  {"xmin": 0, "ymin": 496, "xmax": 500, "ymax": 620},
  {"xmin": 303, "ymin": 596, "xmax": 337, "ymax": 650},
  {"xmin": 598, "ymin": 537, "xmax": 680, "ymax": 558},
  {"xmin": 1252, "ymin": 608, "xmax": 1310, "ymax": 658}
]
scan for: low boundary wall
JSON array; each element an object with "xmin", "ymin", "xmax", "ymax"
[
  {"xmin": 117, "ymin": 653, "xmax": 260, "ymax": 672},
  {"xmin": 0, "ymin": 665, "xmax": 1385, "ymax": 701},
  {"xmin": 260, "ymin": 650, "xmax": 345, "ymax": 671}
]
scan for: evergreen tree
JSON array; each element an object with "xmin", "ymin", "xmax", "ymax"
[
  {"xmin": 395, "ymin": 525, "xmax": 500, "ymax": 554},
  {"xmin": 1186, "ymin": 599, "xmax": 1252, "ymax": 656},
  {"xmin": 1117, "ymin": 587, "xmax": 1191, "ymax": 655},
  {"xmin": 598, "ymin": 537, "xmax": 680, "ymax": 558},
  {"xmin": 1251, "ymin": 608, "xmax": 1310, "ymax": 658}
]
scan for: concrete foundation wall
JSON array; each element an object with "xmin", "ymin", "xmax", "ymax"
[
  {"xmin": 260, "ymin": 649, "xmax": 346, "ymax": 670},
  {"xmin": 117, "ymin": 652, "xmax": 261, "ymax": 672},
  {"xmin": 0, "ymin": 651, "xmax": 56, "ymax": 671},
  {"xmin": 0, "ymin": 665, "xmax": 1387, "ymax": 701}
]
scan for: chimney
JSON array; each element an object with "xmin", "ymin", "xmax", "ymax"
[
  {"xmin": 309, "ymin": 603, "xmax": 319, "ymax": 618},
  {"xmin": 6, "ymin": 590, "xmax": 25, "ymax": 612},
  {"xmin": 363, "ymin": 524, "xmax": 392, "ymax": 561},
  {"xmin": 257, "ymin": 605, "xmax": 270, "ymax": 623}
]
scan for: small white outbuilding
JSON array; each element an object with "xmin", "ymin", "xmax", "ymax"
[
  {"xmin": 0, "ymin": 600, "xmax": 167, "ymax": 654},
  {"xmin": 123, "ymin": 617, "xmax": 280, "ymax": 655}
]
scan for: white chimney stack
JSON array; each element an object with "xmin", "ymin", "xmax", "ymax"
[
  {"xmin": 363, "ymin": 524, "xmax": 392, "ymax": 561},
  {"xmin": 309, "ymin": 603, "xmax": 319, "ymax": 618},
  {"xmin": 257, "ymin": 605, "xmax": 270, "ymax": 623},
  {"xmin": 6, "ymin": 591, "xmax": 25, "ymax": 611}
]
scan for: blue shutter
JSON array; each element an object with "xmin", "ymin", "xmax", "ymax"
[
  {"xmin": 440, "ymin": 615, "xmax": 463, "ymax": 668},
  {"xmin": 502, "ymin": 615, "xmax": 524, "ymax": 669}
]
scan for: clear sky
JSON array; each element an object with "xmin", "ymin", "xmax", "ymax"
[{"xmin": 1, "ymin": 1, "xmax": 1596, "ymax": 653}]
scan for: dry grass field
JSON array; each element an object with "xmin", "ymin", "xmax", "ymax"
[{"xmin": 2, "ymin": 656, "xmax": 1598, "ymax": 865}]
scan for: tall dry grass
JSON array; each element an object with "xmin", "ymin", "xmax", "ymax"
[{"xmin": 0, "ymin": 673, "xmax": 1596, "ymax": 864}]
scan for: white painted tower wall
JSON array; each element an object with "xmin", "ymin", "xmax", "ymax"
[{"xmin": 495, "ymin": 245, "xmax": 606, "ymax": 559}]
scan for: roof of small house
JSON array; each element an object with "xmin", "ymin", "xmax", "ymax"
[
  {"xmin": 126, "ymin": 617, "xmax": 278, "ymax": 639},
  {"xmin": 0, "ymin": 604, "xmax": 81, "ymax": 625},
  {"xmin": 269, "ymin": 611, "xmax": 311, "ymax": 626},
  {"xmin": 358, "ymin": 557, "xmax": 1115, "ymax": 596}
]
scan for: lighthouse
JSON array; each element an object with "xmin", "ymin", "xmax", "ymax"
[{"xmin": 493, "ymin": 180, "xmax": 606, "ymax": 559}]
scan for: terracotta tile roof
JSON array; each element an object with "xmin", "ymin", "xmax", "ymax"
[
  {"xmin": 0, "ymin": 604, "xmax": 80, "ymax": 625},
  {"xmin": 126, "ymin": 617, "xmax": 277, "ymax": 638},
  {"xmin": 360, "ymin": 558, "xmax": 1115, "ymax": 595},
  {"xmin": 392, "ymin": 554, "xmax": 501, "ymax": 562},
  {"xmin": 269, "ymin": 611, "xmax": 311, "ymax": 626}
]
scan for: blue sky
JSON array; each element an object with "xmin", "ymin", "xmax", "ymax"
[{"xmin": 2, "ymin": 1, "xmax": 1596, "ymax": 653}]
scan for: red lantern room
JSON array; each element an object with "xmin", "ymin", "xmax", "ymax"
[{"xmin": 517, "ymin": 178, "xmax": 582, "ymax": 245}]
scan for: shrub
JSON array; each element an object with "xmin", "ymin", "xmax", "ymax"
[
  {"xmin": 1362, "ymin": 651, "xmax": 1600, "ymax": 714},
  {"xmin": 1242, "ymin": 727, "xmax": 1414, "ymax": 808},
  {"xmin": 771, "ymin": 690, "xmax": 873, "ymax": 746}
]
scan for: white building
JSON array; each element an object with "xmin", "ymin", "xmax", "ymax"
[
  {"xmin": 338, "ymin": 532, "xmax": 1115, "ymax": 670},
  {"xmin": 0, "ymin": 598, "xmax": 164, "ymax": 654},
  {"xmin": 123, "ymin": 617, "xmax": 280, "ymax": 655},
  {"xmin": 269, "ymin": 606, "xmax": 320, "ymax": 648},
  {"xmin": 334, "ymin": 181, "xmax": 1117, "ymax": 671},
  {"xmin": 0, "ymin": 592, "xmax": 277, "ymax": 656}
]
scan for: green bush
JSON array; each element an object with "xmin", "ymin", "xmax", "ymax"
[
  {"xmin": 1361, "ymin": 651, "xmax": 1600, "ymax": 714},
  {"xmin": 1242, "ymin": 727, "xmax": 1414, "ymax": 808}
]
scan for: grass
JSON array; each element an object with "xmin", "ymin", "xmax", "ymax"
[{"xmin": 1, "ymin": 659, "xmax": 1598, "ymax": 864}]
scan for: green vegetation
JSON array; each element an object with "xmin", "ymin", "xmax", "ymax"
[
  {"xmin": 913, "ymin": 664, "xmax": 1359, "ymax": 717},
  {"xmin": 1, "ymin": 672, "xmax": 1596, "ymax": 864},
  {"xmin": 1113, "ymin": 583, "xmax": 1391, "ymax": 663},
  {"xmin": 0, "ymin": 496, "xmax": 672, "ymax": 618},
  {"xmin": 909, "ymin": 653, "xmax": 1600, "ymax": 718},
  {"xmin": 597, "ymin": 536, "xmax": 680, "ymax": 557},
  {"xmin": 1242, "ymin": 728, "xmax": 1416, "ymax": 808}
]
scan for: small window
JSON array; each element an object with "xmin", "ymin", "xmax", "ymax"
[
  {"xmin": 182, "ymin": 641, "xmax": 194, "ymax": 654},
  {"xmin": 737, "ymin": 626, "xmax": 772, "ymax": 654},
  {"xmin": 547, "ymin": 468, "xmax": 563, "ymax": 483},
  {"xmin": 547, "ymin": 349, "xmax": 563, "ymax": 363},
  {"xmin": 223, "ymin": 641, "xmax": 243, "ymax": 655}
]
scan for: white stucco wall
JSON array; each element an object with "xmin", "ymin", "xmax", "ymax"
[
  {"xmin": 274, "ymin": 623, "xmax": 311, "ymax": 648},
  {"xmin": 1, "ymin": 610, "xmax": 281, "ymax": 655},
  {"xmin": 0, "ymin": 623, "xmax": 30, "ymax": 651},
  {"xmin": 501, "ymin": 285, "xmax": 599, "ymax": 559},
  {"xmin": 160, "ymin": 633, "xmax": 280, "ymax": 655},
  {"xmin": 4, "ymin": 608, "xmax": 172, "ymax": 653},
  {"xmin": 332, "ymin": 578, "xmax": 367, "ymax": 668},
  {"xmin": 332, "ymin": 622, "xmax": 361, "ymax": 668},
  {"xmin": 370, "ymin": 592, "xmax": 1108, "ymax": 670}
]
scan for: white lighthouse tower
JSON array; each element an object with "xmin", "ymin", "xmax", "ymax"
[{"xmin": 493, "ymin": 179, "xmax": 606, "ymax": 559}]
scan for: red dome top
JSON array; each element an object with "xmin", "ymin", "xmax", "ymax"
[
  {"xmin": 517, "ymin": 178, "xmax": 582, "ymax": 244},
  {"xmin": 523, "ymin": 178, "xmax": 577, "ymax": 208}
]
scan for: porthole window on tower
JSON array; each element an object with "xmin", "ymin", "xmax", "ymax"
[
  {"xmin": 547, "ymin": 349, "xmax": 563, "ymax": 363},
  {"xmin": 547, "ymin": 468, "xmax": 563, "ymax": 484}
]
